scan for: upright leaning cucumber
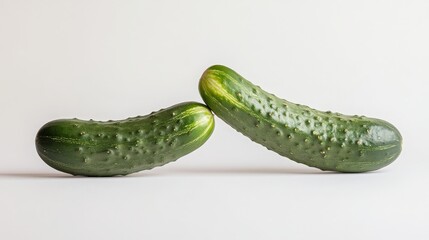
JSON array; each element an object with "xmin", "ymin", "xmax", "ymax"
[
  {"xmin": 199, "ymin": 65, "xmax": 402, "ymax": 172},
  {"xmin": 36, "ymin": 102, "xmax": 214, "ymax": 176}
]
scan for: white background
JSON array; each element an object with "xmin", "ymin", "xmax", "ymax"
[{"xmin": 1, "ymin": 0, "xmax": 428, "ymax": 239}]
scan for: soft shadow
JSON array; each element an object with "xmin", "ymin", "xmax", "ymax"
[
  {"xmin": 0, "ymin": 167, "xmax": 380, "ymax": 179},
  {"xmin": 0, "ymin": 172, "xmax": 76, "ymax": 179},
  {"xmin": 155, "ymin": 166, "xmax": 349, "ymax": 176},
  {"xmin": 0, "ymin": 172, "xmax": 156, "ymax": 179}
]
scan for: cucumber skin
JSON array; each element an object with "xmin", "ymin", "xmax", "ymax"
[
  {"xmin": 199, "ymin": 65, "xmax": 402, "ymax": 172},
  {"xmin": 36, "ymin": 102, "xmax": 214, "ymax": 176}
]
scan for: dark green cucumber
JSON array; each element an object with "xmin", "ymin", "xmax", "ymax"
[
  {"xmin": 36, "ymin": 102, "xmax": 214, "ymax": 176},
  {"xmin": 199, "ymin": 65, "xmax": 402, "ymax": 172}
]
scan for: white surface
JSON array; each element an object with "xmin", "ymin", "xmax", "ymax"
[{"xmin": 1, "ymin": 0, "xmax": 428, "ymax": 239}]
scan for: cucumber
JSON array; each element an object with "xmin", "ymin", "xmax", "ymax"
[
  {"xmin": 199, "ymin": 65, "xmax": 402, "ymax": 172},
  {"xmin": 35, "ymin": 102, "xmax": 214, "ymax": 176}
]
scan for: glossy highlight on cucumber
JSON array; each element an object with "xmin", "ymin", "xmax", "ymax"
[
  {"xmin": 35, "ymin": 102, "xmax": 214, "ymax": 176},
  {"xmin": 199, "ymin": 65, "xmax": 402, "ymax": 172}
]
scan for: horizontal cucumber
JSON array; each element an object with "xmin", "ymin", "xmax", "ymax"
[
  {"xmin": 199, "ymin": 65, "xmax": 402, "ymax": 172},
  {"xmin": 36, "ymin": 102, "xmax": 214, "ymax": 176}
]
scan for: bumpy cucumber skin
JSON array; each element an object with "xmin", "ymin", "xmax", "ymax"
[
  {"xmin": 199, "ymin": 65, "xmax": 402, "ymax": 172},
  {"xmin": 36, "ymin": 102, "xmax": 214, "ymax": 176}
]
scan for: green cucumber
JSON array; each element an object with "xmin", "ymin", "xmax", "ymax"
[
  {"xmin": 199, "ymin": 65, "xmax": 402, "ymax": 172},
  {"xmin": 36, "ymin": 102, "xmax": 214, "ymax": 176}
]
